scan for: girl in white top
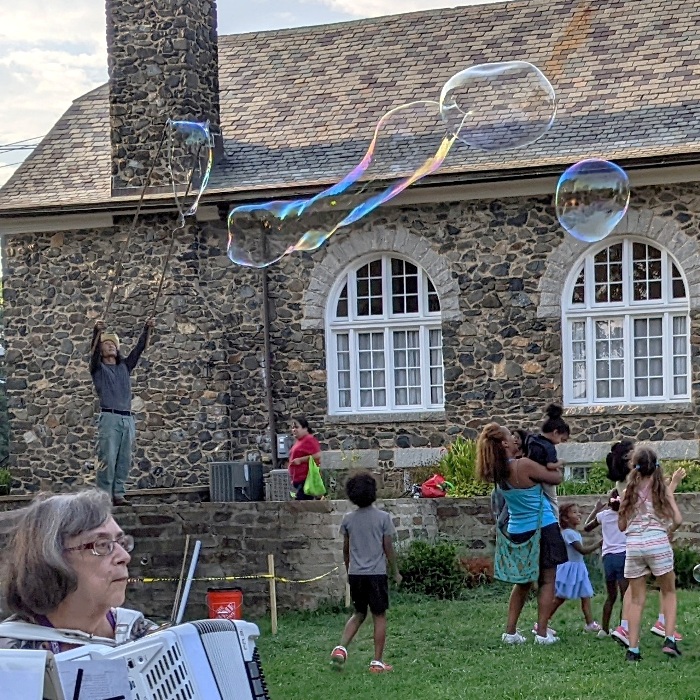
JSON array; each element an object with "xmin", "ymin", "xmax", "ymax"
[{"xmin": 584, "ymin": 489, "xmax": 628, "ymax": 636}]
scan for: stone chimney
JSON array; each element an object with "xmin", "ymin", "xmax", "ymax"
[{"xmin": 106, "ymin": 0, "xmax": 220, "ymax": 191}]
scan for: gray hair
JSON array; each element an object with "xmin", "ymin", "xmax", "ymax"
[{"xmin": 2, "ymin": 489, "xmax": 112, "ymax": 617}]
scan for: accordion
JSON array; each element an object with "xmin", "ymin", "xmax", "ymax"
[{"xmin": 50, "ymin": 619, "xmax": 269, "ymax": 700}]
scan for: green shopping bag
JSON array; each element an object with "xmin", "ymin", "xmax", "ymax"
[{"xmin": 303, "ymin": 456, "xmax": 326, "ymax": 497}]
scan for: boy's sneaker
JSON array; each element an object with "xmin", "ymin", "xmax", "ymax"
[
  {"xmin": 625, "ymin": 649, "xmax": 642, "ymax": 663},
  {"xmin": 650, "ymin": 621, "xmax": 683, "ymax": 641},
  {"xmin": 502, "ymin": 631, "xmax": 527, "ymax": 645},
  {"xmin": 330, "ymin": 646, "xmax": 347, "ymax": 669},
  {"xmin": 369, "ymin": 660, "xmax": 393, "ymax": 673},
  {"xmin": 534, "ymin": 633, "xmax": 558, "ymax": 645},
  {"xmin": 611, "ymin": 626, "xmax": 630, "ymax": 647},
  {"xmin": 662, "ymin": 638, "xmax": 682, "ymax": 658},
  {"xmin": 584, "ymin": 621, "xmax": 602, "ymax": 633},
  {"xmin": 596, "ymin": 629, "xmax": 609, "ymax": 639},
  {"xmin": 532, "ymin": 623, "xmax": 557, "ymax": 638}
]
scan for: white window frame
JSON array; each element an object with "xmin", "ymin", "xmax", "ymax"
[
  {"xmin": 326, "ymin": 253, "xmax": 444, "ymax": 415},
  {"xmin": 562, "ymin": 238, "xmax": 690, "ymax": 407}
]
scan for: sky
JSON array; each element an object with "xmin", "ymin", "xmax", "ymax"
[{"xmin": 0, "ymin": 0, "xmax": 511, "ymax": 187}]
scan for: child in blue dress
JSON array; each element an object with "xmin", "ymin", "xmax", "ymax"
[{"xmin": 548, "ymin": 503, "xmax": 603, "ymax": 632}]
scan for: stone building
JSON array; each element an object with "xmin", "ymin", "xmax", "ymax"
[{"xmin": 1, "ymin": 0, "xmax": 700, "ymax": 493}]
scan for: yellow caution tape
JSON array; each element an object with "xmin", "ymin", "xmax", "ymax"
[{"xmin": 129, "ymin": 566, "xmax": 340, "ymax": 585}]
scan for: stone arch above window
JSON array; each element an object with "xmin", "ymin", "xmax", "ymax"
[
  {"xmin": 537, "ymin": 209, "xmax": 700, "ymax": 318},
  {"xmin": 302, "ymin": 226, "xmax": 461, "ymax": 329}
]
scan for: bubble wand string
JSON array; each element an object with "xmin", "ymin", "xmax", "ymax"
[{"xmin": 99, "ymin": 126, "xmax": 168, "ymax": 324}]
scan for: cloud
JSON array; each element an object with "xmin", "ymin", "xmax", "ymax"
[
  {"xmin": 315, "ymin": 0, "xmax": 509, "ymax": 16},
  {"xmin": 0, "ymin": 3, "xmax": 107, "ymax": 187},
  {"xmin": 0, "ymin": 4, "xmax": 105, "ymax": 48}
]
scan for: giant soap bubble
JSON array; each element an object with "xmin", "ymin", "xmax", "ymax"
[
  {"xmin": 439, "ymin": 61, "xmax": 557, "ymax": 151},
  {"xmin": 556, "ymin": 159, "xmax": 630, "ymax": 243},
  {"xmin": 167, "ymin": 119, "xmax": 214, "ymax": 225},
  {"xmin": 227, "ymin": 61, "xmax": 557, "ymax": 268}
]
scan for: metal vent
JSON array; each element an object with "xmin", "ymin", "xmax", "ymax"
[{"xmin": 209, "ymin": 462, "xmax": 264, "ymax": 502}]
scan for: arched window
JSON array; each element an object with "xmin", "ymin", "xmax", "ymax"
[
  {"xmin": 562, "ymin": 239, "xmax": 690, "ymax": 406},
  {"xmin": 326, "ymin": 254, "xmax": 444, "ymax": 415}
]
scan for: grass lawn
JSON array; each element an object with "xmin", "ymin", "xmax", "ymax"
[{"xmin": 256, "ymin": 585, "xmax": 699, "ymax": 699}]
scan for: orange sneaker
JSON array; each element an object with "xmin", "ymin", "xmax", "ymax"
[
  {"xmin": 369, "ymin": 660, "xmax": 393, "ymax": 673},
  {"xmin": 330, "ymin": 646, "xmax": 347, "ymax": 670}
]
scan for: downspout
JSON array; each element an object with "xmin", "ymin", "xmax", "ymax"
[{"xmin": 261, "ymin": 266, "xmax": 278, "ymax": 468}]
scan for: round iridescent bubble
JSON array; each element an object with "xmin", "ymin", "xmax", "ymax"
[
  {"xmin": 694, "ymin": 564, "xmax": 700, "ymax": 583},
  {"xmin": 555, "ymin": 159, "xmax": 630, "ymax": 243},
  {"xmin": 439, "ymin": 61, "xmax": 557, "ymax": 151}
]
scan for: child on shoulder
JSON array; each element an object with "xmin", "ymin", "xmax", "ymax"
[
  {"xmin": 548, "ymin": 503, "xmax": 603, "ymax": 633},
  {"xmin": 584, "ymin": 489, "xmax": 628, "ymax": 637},
  {"xmin": 525, "ymin": 405, "xmax": 570, "ymax": 515},
  {"xmin": 618, "ymin": 447, "xmax": 683, "ymax": 662},
  {"xmin": 330, "ymin": 471, "xmax": 402, "ymax": 674}
]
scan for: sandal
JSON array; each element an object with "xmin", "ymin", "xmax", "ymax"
[{"xmin": 369, "ymin": 660, "xmax": 393, "ymax": 673}]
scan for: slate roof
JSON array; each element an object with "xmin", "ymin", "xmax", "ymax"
[{"xmin": 1, "ymin": 0, "xmax": 700, "ymax": 214}]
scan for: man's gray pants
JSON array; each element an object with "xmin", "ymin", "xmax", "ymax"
[{"xmin": 96, "ymin": 412, "xmax": 135, "ymax": 497}]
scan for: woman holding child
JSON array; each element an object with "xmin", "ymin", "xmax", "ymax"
[{"xmin": 477, "ymin": 423, "xmax": 567, "ymax": 645}]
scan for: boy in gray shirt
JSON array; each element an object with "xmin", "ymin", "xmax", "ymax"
[{"xmin": 330, "ymin": 471, "xmax": 401, "ymax": 674}]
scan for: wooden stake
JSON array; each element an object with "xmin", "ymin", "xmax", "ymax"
[
  {"xmin": 171, "ymin": 534, "xmax": 191, "ymax": 623},
  {"xmin": 268, "ymin": 554, "xmax": 278, "ymax": 635}
]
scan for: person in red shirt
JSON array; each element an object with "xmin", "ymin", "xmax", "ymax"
[{"xmin": 288, "ymin": 416, "xmax": 322, "ymax": 500}]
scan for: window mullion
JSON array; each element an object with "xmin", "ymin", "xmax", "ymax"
[
  {"xmin": 350, "ymin": 329, "xmax": 360, "ymax": 411},
  {"xmin": 587, "ymin": 316, "xmax": 594, "ymax": 402},
  {"xmin": 624, "ymin": 314, "xmax": 632, "ymax": 402},
  {"xmin": 386, "ymin": 326, "xmax": 395, "ymax": 411},
  {"xmin": 420, "ymin": 325, "xmax": 429, "ymax": 409},
  {"xmin": 663, "ymin": 313, "xmax": 672, "ymax": 400},
  {"xmin": 348, "ymin": 270, "xmax": 356, "ymax": 322}
]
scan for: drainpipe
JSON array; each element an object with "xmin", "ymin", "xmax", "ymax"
[{"xmin": 261, "ymin": 266, "xmax": 278, "ymax": 468}]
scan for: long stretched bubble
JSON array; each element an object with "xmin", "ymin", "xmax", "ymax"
[
  {"xmin": 227, "ymin": 61, "xmax": 556, "ymax": 269},
  {"xmin": 167, "ymin": 119, "xmax": 215, "ymax": 225}
]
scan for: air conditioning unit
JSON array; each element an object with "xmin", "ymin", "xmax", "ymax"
[{"xmin": 209, "ymin": 462, "xmax": 264, "ymax": 502}]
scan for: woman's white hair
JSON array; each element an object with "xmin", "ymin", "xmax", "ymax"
[{"xmin": 2, "ymin": 489, "xmax": 112, "ymax": 617}]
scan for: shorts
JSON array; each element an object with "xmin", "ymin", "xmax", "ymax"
[
  {"xmin": 348, "ymin": 574, "xmax": 389, "ymax": 616},
  {"xmin": 624, "ymin": 531, "xmax": 674, "ymax": 579},
  {"xmin": 602, "ymin": 552, "xmax": 626, "ymax": 582},
  {"xmin": 509, "ymin": 523, "xmax": 568, "ymax": 572},
  {"xmin": 292, "ymin": 481, "xmax": 315, "ymax": 501}
]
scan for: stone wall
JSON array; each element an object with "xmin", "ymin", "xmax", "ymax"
[
  {"xmin": 3, "ymin": 184, "xmax": 700, "ymax": 491},
  {"xmin": 1, "ymin": 494, "xmax": 700, "ymax": 620}
]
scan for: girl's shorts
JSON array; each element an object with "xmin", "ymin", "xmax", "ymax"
[
  {"xmin": 624, "ymin": 532, "xmax": 673, "ymax": 579},
  {"xmin": 602, "ymin": 552, "xmax": 626, "ymax": 582}
]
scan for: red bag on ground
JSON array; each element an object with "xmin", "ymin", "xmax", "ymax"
[{"xmin": 420, "ymin": 474, "xmax": 448, "ymax": 498}]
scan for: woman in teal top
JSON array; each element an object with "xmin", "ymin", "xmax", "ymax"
[{"xmin": 477, "ymin": 423, "xmax": 566, "ymax": 646}]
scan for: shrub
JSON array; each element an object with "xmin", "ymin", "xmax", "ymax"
[
  {"xmin": 673, "ymin": 545, "xmax": 700, "ymax": 589},
  {"xmin": 558, "ymin": 461, "xmax": 610, "ymax": 495},
  {"xmin": 397, "ymin": 538, "xmax": 466, "ymax": 598},
  {"xmin": 663, "ymin": 460, "xmax": 700, "ymax": 493},
  {"xmin": 437, "ymin": 437, "xmax": 491, "ymax": 498},
  {"xmin": 0, "ymin": 468, "xmax": 10, "ymax": 495}
]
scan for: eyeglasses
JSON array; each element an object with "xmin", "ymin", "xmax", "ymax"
[{"xmin": 65, "ymin": 534, "xmax": 135, "ymax": 556}]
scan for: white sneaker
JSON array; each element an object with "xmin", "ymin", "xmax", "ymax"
[
  {"xmin": 534, "ymin": 633, "xmax": 558, "ymax": 645},
  {"xmin": 596, "ymin": 629, "xmax": 609, "ymax": 639},
  {"xmin": 532, "ymin": 623, "xmax": 558, "ymax": 638},
  {"xmin": 501, "ymin": 631, "xmax": 527, "ymax": 644}
]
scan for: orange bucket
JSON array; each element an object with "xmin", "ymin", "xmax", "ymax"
[{"xmin": 207, "ymin": 588, "xmax": 243, "ymax": 621}]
